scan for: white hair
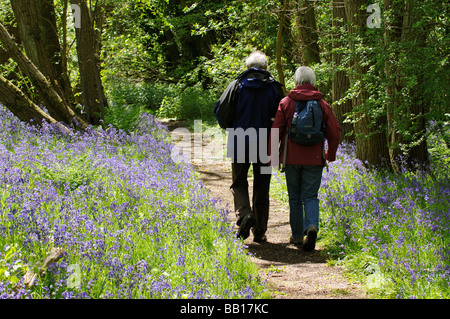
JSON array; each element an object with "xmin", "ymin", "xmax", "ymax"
[
  {"xmin": 294, "ymin": 66, "xmax": 316, "ymax": 85},
  {"xmin": 246, "ymin": 51, "xmax": 268, "ymax": 70}
]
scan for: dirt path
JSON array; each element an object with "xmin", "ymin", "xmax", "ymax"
[{"xmin": 167, "ymin": 121, "xmax": 366, "ymax": 299}]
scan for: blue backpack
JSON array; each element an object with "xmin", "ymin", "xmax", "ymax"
[{"xmin": 289, "ymin": 100, "xmax": 326, "ymax": 146}]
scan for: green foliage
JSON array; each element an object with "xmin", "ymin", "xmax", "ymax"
[
  {"xmin": 105, "ymin": 81, "xmax": 169, "ymax": 130},
  {"xmin": 101, "ymin": 0, "xmax": 285, "ymax": 103},
  {"xmin": 156, "ymin": 84, "xmax": 216, "ymax": 120},
  {"xmin": 0, "ymin": 244, "xmax": 28, "ymax": 286},
  {"xmin": 427, "ymin": 117, "xmax": 450, "ymax": 166},
  {"xmin": 34, "ymin": 154, "xmax": 106, "ymax": 193},
  {"xmin": 105, "ymin": 80, "xmax": 217, "ymax": 122},
  {"xmin": 104, "ymin": 104, "xmax": 147, "ymax": 132},
  {"xmin": 101, "ymin": 0, "xmax": 290, "ymax": 122}
]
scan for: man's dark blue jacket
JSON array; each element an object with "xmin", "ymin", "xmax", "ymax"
[{"xmin": 214, "ymin": 68, "xmax": 284, "ymax": 162}]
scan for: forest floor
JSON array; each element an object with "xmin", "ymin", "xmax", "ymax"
[{"xmin": 167, "ymin": 120, "xmax": 367, "ymax": 299}]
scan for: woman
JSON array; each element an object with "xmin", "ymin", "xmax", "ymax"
[{"xmin": 271, "ymin": 66, "xmax": 341, "ymax": 251}]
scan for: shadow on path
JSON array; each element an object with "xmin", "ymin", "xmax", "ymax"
[
  {"xmin": 195, "ymin": 169, "xmax": 224, "ymax": 181},
  {"xmin": 246, "ymin": 241, "xmax": 328, "ymax": 266}
]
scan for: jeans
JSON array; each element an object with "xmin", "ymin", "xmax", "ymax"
[
  {"xmin": 230, "ymin": 162, "xmax": 271, "ymax": 237},
  {"xmin": 285, "ymin": 165, "xmax": 323, "ymax": 238}
]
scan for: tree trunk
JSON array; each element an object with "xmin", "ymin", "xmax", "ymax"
[
  {"xmin": 0, "ymin": 74, "xmax": 72, "ymax": 135},
  {"xmin": 296, "ymin": 0, "xmax": 320, "ymax": 65},
  {"xmin": 0, "ymin": 74, "xmax": 57, "ymax": 124},
  {"xmin": 384, "ymin": 0, "xmax": 403, "ymax": 172},
  {"xmin": 0, "ymin": 22, "xmax": 88, "ymax": 129},
  {"xmin": 10, "ymin": 0, "xmax": 68, "ymax": 121},
  {"xmin": 36, "ymin": 0, "xmax": 71, "ymax": 98},
  {"xmin": 276, "ymin": 0, "xmax": 288, "ymax": 95},
  {"xmin": 0, "ymin": 48, "xmax": 10, "ymax": 65},
  {"xmin": 344, "ymin": 0, "xmax": 389, "ymax": 167},
  {"xmin": 384, "ymin": 0, "xmax": 429, "ymax": 170},
  {"xmin": 331, "ymin": 0, "xmax": 354, "ymax": 142},
  {"xmin": 71, "ymin": 0, "xmax": 107, "ymax": 126},
  {"xmin": 403, "ymin": 1, "xmax": 429, "ymax": 169},
  {"xmin": 61, "ymin": 0, "xmax": 70, "ymax": 96}
]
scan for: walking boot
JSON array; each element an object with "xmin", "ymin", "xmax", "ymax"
[
  {"xmin": 237, "ymin": 214, "xmax": 255, "ymax": 240},
  {"xmin": 302, "ymin": 226, "xmax": 318, "ymax": 252}
]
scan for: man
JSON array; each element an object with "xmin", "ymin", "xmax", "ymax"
[
  {"xmin": 214, "ymin": 51, "xmax": 284, "ymax": 242},
  {"xmin": 271, "ymin": 66, "xmax": 340, "ymax": 251}
]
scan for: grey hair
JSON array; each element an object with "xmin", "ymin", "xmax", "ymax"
[
  {"xmin": 294, "ymin": 66, "xmax": 316, "ymax": 85},
  {"xmin": 246, "ymin": 51, "xmax": 268, "ymax": 70}
]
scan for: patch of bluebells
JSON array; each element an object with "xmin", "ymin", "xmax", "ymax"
[
  {"xmin": 320, "ymin": 142, "xmax": 450, "ymax": 298},
  {"xmin": 0, "ymin": 106, "xmax": 263, "ymax": 299}
]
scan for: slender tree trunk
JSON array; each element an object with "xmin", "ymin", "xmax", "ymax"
[
  {"xmin": 404, "ymin": 0, "xmax": 429, "ymax": 169},
  {"xmin": 10, "ymin": 0, "xmax": 67, "ymax": 121},
  {"xmin": 10, "ymin": 0, "xmax": 71, "ymax": 102},
  {"xmin": 276, "ymin": 0, "xmax": 288, "ymax": 95},
  {"xmin": 331, "ymin": 0, "xmax": 353, "ymax": 141},
  {"xmin": 344, "ymin": 0, "xmax": 389, "ymax": 167},
  {"xmin": 62, "ymin": 0, "xmax": 69, "ymax": 80},
  {"xmin": 36, "ymin": 0, "xmax": 71, "ymax": 96},
  {"xmin": 70, "ymin": 0, "xmax": 107, "ymax": 126},
  {"xmin": 384, "ymin": 0, "xmax": 403, "ymax": 171},
  {"xmin": 384, "ymin": 0, "xmax": 429, "ymax": 170},
  {"xmin": 296, "ymin": 0, "xmax": 320, "ymax": 65}
]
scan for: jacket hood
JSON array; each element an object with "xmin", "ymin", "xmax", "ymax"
[
  {"xmin": 288, "ymin": 84, "xmax": 322, "ymax": 101},
  {"xmin": 237, "ymin": 68, "xmax": 273, "ymax": 80},
  {"xmin": 236, "ymin": 68, "xmax": 274, "ymax": 88}
]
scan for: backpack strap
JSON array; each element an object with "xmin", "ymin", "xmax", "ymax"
[
  {"xmin": 280, "ymin": 130, "xmax": 289, "ymax": 173},
  {"xmin": 280, "ymin": 101, "xmax": 299, "ymax": 173}
]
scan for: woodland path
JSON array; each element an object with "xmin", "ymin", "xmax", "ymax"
[{"xmin": 166, "ymin": 120, "xmax": 367, "ymax": 299}]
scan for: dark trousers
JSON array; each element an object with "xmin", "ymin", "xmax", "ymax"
[{"xmin": 230, "ymin": 162, "xmax": 271, "ymax": 237}]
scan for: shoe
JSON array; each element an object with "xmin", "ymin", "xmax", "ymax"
[
  {"xmin": 237, "ymin": 214, "xmax": 255, "ymax": 240},
  {"xmin": 302, "ymin": 226, "xmax": 318, "ymax": 252},
  {"xmin": 253, "ymin": 235, "xmax": 267, "ymax": 243},
  {"xmin": 289, "ymin": 236, "xmax": 303, "ymax": 245}
]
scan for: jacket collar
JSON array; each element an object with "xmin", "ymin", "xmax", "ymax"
[
  {"xmin": 236, "ymin": 68, "xmax": 273, "ymax": 81},
  {"xmin": 288, "ymin": 84, "xmax": 323, "ymax": 101}
]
